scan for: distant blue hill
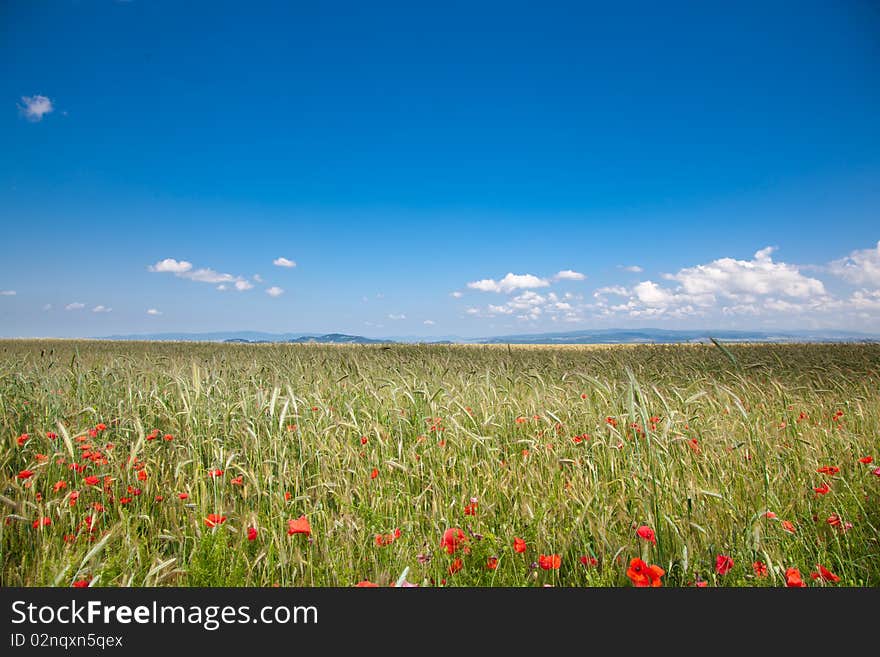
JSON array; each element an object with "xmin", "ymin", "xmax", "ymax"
[{"xmin": 93, "ymin": 328, "xmax": 880, "ymax": 344}]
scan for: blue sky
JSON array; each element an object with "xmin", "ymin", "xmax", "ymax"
[{"xmin": 2, "ymin": 0, "xmax": 879, "ymax": 338}]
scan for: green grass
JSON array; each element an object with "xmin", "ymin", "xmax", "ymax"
[{"xmin": 1, "ymin": 340, "xmax": 878, "ymax": 587}]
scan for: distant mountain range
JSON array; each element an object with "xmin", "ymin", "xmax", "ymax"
[{"xmin": 94, "ymin": 328, "xmax": 880, "ymax": 344}]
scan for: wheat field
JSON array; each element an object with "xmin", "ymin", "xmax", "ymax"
[{"xmin": 1, "ymin": 340, "xmax": 878, "ymax": 587}]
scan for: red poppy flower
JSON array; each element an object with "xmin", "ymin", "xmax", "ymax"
[
  {"xmin": 287, "ymin": 515, "xmax": 311, "ymax": 536},
  {"xmin": 370, "ymin": 468, "xmax": 378, "ymax": 480},
  {"xmin": 208, "ymin": 469, "xmax": 223, "ymax": 478},
  {"xmin": 781, "ymin": 520, "xmax": 796, "ymax": 534},
  {"xmin": 17, "ymin": 470, "xmax": 35, "ymax": 480},
  {"xmin": 230, "ymin": 476, "xmax": 243, "ymax": 486},
  {"xmin": 204, "ymin": 514, "xmax": 227, "ymax": 528},
  {"xmin": 163, "ymin": 434, "xmax": 174, "ymax": 442},
  {"xmin": 32, "ymin": 517, "xmax": 51, "ymax": 528},
  {"xmin": 873, "ymin": 467, "xmax": 880, "ymax": 478},
  {"xmin": 715, "ymin": 555, "xmax": 734, "ymax": 575},
  {"xmin": 284, "ymin": 491, "xmax": 292, "ymax": 501},
  {"xmin": 752, "ymin": 561, "xmax": 768, "ymax": 578},
  {"xmin": 247, "ymin": 527, "xmax": 258, "ymax": 541},
  {"xmin": 580, "ymin": 556, "xmax": 599, "ymax": 567},
  {"xmin": 513, "ymin": 537, "xmax": 527, "ymax": 553},
  {"xmin": 84, "ymin": 475, "xmax": 100, "ymax": 486},
  {"xmin": 72, "ymin": 579, "xmax": 90, "ymax": 588},
  {"xmin": 47, "ymin": 432, "xmax": 57, "ymax": 440},
  {"xmin": 858, "ymin": 456, "xmax": 872, "ymax": 464},
  {"xmin": 441, "ymin": 527, "xmax": 467, "ymax": 554},
  {"xmin": 178, "ymin": 493, "xmax": 188, "ymax": 500},
  {"xmin": 17, "ymin": 434, "xmax": 29, "ymax": 447},
  {"xmin": 538, "ymin": 554, "xmax": 561, "ymax": 570},
  {"xmin": 813, "ymin": 483, "xmax": 830, "ymax": 495},
  {"xmin": 763, "ymin": 511, "xmax": 777, "ymax": 519},
  {"xmin": 486, "ymin": 557, "xmax": 498, "ymax": 570},
  {"xmin": 626, "ymin": 558, "xmax": 664, "ymax": 587},
  {"xmin": 636, "ymin": 525, "xmax": 657, "ymax": 544},
  {"xmin": 360, "ymin": 436, "xmax": 368, "ymax": 445},
  {"xmin": 785, "ymin": 567, "xmax": 806, "ymax": 588},
  {"xmin": 810, "ymin": 564, "xmax": 840, "ymax": 583},
  {"xmin": 355, "ymin": 580, "xmax": 379, "ymax": 587},
  {"xmin": 816, "ymin": 466, "xmax": 839, "ymax": 476},
  {"xmin": 448, "ymin": 558, "xmax": 463, "ymax": 575},
  {"xmin": 96, "ymin": 423, "xmax": 107, "ymax": 432},
  {"xmin": 464, "ymin": 502, "xmax": 478, "ymax": 516},
  {"xmin": 53, "ymin": 480, "xmax": 67, "ymax": 492}
]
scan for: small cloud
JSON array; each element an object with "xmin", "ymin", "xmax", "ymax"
[
  {"xmin": 619, "ymin": 265, "xmax": 643, "ymax": 273},
  {"xmin": 150, "ymin": 258, "xmax": 254, "ymax": 291},
  {"xmin": 65, "ymin": 302, "xmax": 85, "ymax": 311},
  {"xmin": 253, "ymin": 274, "xmax": 264, "ymax": 283},
  {"xmin": 92, "ymin": 305, "xmax": 112, "ymax": 313},
  {"xmin": 148, "ymin": 258, "xmax": 193, "ymax": 274},
  {"xmin": 273, "ymin": 257, "xmax": 297, "ymax": 268},
  {"xmin": 450, "ymin": 291, "xmax": 463, "ymax": 298},
  {"xmin": 0, "ymin": 290, "xmax": 15, "ymax": 296},
  {"xmin": 465, "ymin": 307, "xmax": 480, "ymax": 315},
  {"xmin": 19, "ymin": 94, "xmax": 54, "ymax": 122},
  {"xmin": 467, "ymin": 273, "xmax": 550, "ymax": 294},
  {"xmin": 388, "ymin": 313, "xmax": 406, "ymax": 320},
  {"xmin": 146, "ymin": 308, "xmax": 162, "ymax": 316},
  {"xmin": 423, "ymin": 319, "xmax": 435, "ymax": 326},
  {"xmin": 266, "ymin": 286, "xmax": 284, "ymax": 297},
  {"xmin": 554, "ymin": 270, "xmax": 585, "ymax": 281},
  {"xmin": 187, "ymin": 268, "xmax": 237, "ymax": 284}
]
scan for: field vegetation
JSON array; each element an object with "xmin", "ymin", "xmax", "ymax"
[{"xmin": 2, "ymin": 340, "xmax": 878, "ymax": 587}]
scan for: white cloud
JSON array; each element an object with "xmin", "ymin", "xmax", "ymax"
[
  {"xmin": 593, "ymin": 247, "xmax": 832, "ymax": 320},
  {"xmin": 669, "ymin": 247, "xmax": 825, "ymax": 299},
  {"xmin": 0, "ymin": 290, "xmax": 15, "ymax": 296},
  {"xmin": 149, "ymin": 258, "xmax": 253, "ymax": 291},
  {"xmin": 19, "ymin": 95, "xmax": 53, "ymax": 122},
  {"xmin": 146, "ymin": 308, "xmax": 162, "ymax": 316},
  {"xmin": 273, "ymin": 257, "xmax": 297, "ymax": 268},
  {"xmin": 829, "ymin": 241, "xmax": 880, "ymax": 287},
  {"xmin": 848, "ymin": 289, "xmax": 880, "ymax": 310},
  {"xmin": 465, "ymin": 307, "xmax": 480, "ymax": 315},
  {"xmin": 423, "ymin": 319, "xmax": 435, "ymax": 326},
  {"xmin": 632, "ymin": 281, "xmax": 677, "ymax": 307},
  {"xmin": 92, "ymin": 305, "xmax": 112, "ymax": 313},
  {"xmin": 186, "ymin": 268, "xmax": 237, "ymax": 284},
  {"xmin": 450, "ymin": 291, "xmax": 463, "ymax": 298},
  {"xmin": 65, "ymin": 302, "xmax": 85, "ymax": 311},
  {"xmin": 467, "ymin": 272, "xmax": 550, "ymax": 294},
  {"xmin": 594, "ymin": 285, "xmax": 629, "ymax": 297},
  {"xmin": 554, "ymin": 270, "xmax": 586, "ymax": 281},
  {"xmin": 620, "ymin": 265, "xmax": 643, "ymax": 273},
  {"xmin": 265, "ymin": 286, "xmax": 284, "ymax": 297},
  {"xmin": 148, "ymin": 258, "xmax": 192, "ymax": 274},
  {"xmin": 253, "ymin": 274, "xmax": 264, "ymax": 283},
  {"xmin": 388, "ymin": 313, "xmax": 406, "ymax": 320}
]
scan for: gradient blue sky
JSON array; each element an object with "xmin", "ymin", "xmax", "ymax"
[{"xmin": 2, "ymin": 0, "xmax": 880, "ymax": 338}]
